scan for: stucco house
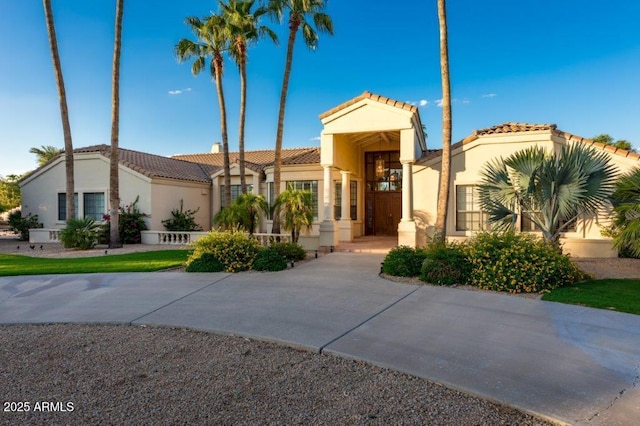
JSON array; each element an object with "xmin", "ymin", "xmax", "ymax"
[{"xmin": 20, "ymin": 91, "xmax": 640, "ymax": 257}]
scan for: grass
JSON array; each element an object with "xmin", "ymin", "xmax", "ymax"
[
  {"xmin": 0, "ymin": 251, "xmax": 190, "ymax": 276},
  {"xmin": 542, "ymin": 279, "xmax": 640, "ymax": 315}
]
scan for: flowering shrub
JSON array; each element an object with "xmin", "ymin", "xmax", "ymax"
[
  {"xmin": 186, "ymin": 230, "xmax": 260, "ymax": 273},
  {"xmin": 420, "ymin": 241, "xmax": 470, "ymax": 285},
  {"xmin": 464, "ymin": 231, "xmax": 591, "ymax": 293},
  {"xmin": 99, "ymin": 197, "xmax": 149, "ymax": 245},
  {"xmin": 382, "ymin": 246, "xmax": 427, "ymax": 277}
]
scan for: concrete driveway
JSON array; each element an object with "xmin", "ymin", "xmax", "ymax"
[{"xmin": 1, "ymin": 252, "xmax": 638, "ymax": 425}]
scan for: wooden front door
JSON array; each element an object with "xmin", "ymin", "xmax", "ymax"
[
  {"xmin": 372, "ymin": 192, "xmax": 401, "ymax": 235},
  {"xmin": 364, "ymin": 150, "xmax": 403, "ymax": 236}
]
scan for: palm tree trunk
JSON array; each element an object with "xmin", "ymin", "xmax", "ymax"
[
  {"xmin": 434, "ymin": 0, "xmax": 452, "ymax": 242},
  {"xmin": 43, "ymin": 0, "xmax": 75, "ymax": 220},
  {"xmin": 238, "ymin": 51, "xmax": 247, "ymax": 194},
  {"xmin": 272, "ymin": 23, "xmax": 298, "ymax": 234},
  {"xmin": 214, "ymin": 54, "xmax": 232, "ymax": 207},
  {"xmin": 109, "ymin": 0, "xmax": 124, "ymax": 248}
]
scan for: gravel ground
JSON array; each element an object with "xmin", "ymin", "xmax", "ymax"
[
  {"xmin": 0, "ymin": 324, "xmax": 552, "ymax": 425},
  {"xmin": 2, "ymin": 234, "xmax": 637, "ymax": 424}
]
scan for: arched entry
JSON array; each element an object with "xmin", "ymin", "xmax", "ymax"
[{"xmin": 365, "ymin": 151, "xmax": 402, "ymax": 235}]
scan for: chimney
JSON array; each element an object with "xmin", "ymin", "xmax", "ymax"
[{"xmin": 211, "ymin": 142, "xmax": 221, "ymax": 153}]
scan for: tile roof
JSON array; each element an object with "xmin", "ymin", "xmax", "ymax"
[
  {"xmin": 417, "ymin": 122, "xmax": 640, "ymax": 164},
  {"xmin": 474, "ymin": 122, "xmax": 557, "ymax": 135},
  {"xmin": 75, "ymin": 144, "xmax": 217, "ymax": 183},
  {"xmin": 173, "ymin": 147, "xmax": 320, "ymax": 169},
  {"xmin": 318, "ymin": 91, "xmax": 418, "ymax": 119}
]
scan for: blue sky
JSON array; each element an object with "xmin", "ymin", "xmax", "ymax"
[{"xmin": 1, "ymin": 0, "xmax": 639, "ymax": 177}]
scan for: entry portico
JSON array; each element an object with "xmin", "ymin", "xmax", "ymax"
[{"xmin": 318, "ymin": 91, "xmax": 427, "ymax": 248}]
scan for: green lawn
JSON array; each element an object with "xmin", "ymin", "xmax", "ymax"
[
  {"xmin": 0, "ymin": 251, "xmax": 190, "ymax": 276},
  {"xmin": 542, "ymin": 279, "xmax": 640, "ymax": 315}
]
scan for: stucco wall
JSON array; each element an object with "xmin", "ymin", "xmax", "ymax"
[
  {"xmin": 21, "ymin": 154, "xmax": 152, "ymax": 229},
  {"xmin": 150, "ymin": 179, "xmax": 211, "ymax": 231},
  {"xmin": 412, "ymin": 130, "xmax": 640, "ymax": 250}
]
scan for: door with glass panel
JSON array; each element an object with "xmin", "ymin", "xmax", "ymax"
[{"xmin": 364, "ymin": 151, "xmax": 402, "ymax": 236}]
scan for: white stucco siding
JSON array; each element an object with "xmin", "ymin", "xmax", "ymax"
[
  {"xmin": 321, "ymin": 101, "xmax": 415, "ymax": 134},
  {"xmin": 150, "ymin": 179, "xmax": 211, "ymax": 231},
  {"xmin": 21, "ymin": 154, "xmax": 152, "ymax": 229}
]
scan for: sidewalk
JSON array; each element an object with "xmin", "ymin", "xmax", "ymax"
[{"xmin": 1, "ymin": 252, "xmax": 639, "ymax": 425}]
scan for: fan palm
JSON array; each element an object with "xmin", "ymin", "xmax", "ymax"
[
  {"xmin": 176, "ymin": 14, "xmax": 232, "ymax": 206},
  {"xmin": 268, "ymin": 0, "xmax": 333, "ymax": 234},
  {"xmin": 43, "ymin": 0, "xmax": 75, "ymax": 219},
  {"xmin": 609, "ymin": 168, "xmax": 640, "ymax": 256},
  {"xmin": 274, "ymin": 186, "xmax": 314, "ymax": 243},
  {"xmin": 29, "ymin": 145, "xmax": 63, "ymax": 166},
  {"xmin": 221, "ymin": 0, "xmax": 277, "ymax": 194},
  {"xmin": 478, "ymin": 144, "xmax": 617, "ymax": 249}
]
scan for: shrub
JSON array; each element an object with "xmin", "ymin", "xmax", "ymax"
[
  {"xmin": 270, "ymin": 242, "xmax": 306, "ymax": 262},
  {"xmin": 382, "ymin": 245, "xmax": 427, "ymax": 277},
  {"xmin": 252, "ymin": 247, "xmax": 288, "ymax": 271},
  {"xmin": 185, "ymin": 252, "xmax": 224, "ymax": 273},
  {"xmin": 59, "ymin": 217, "xmax": 100, "ymax": 250},
  {"xmin": 162, "ymin": 200, "xmax": 203, "ymax": 231},
  {"xmin": 8, "ymin": 211, "xmax": 43, "ymax": 241},
  {"xmin": 420, "ymin": 241, "xmax": 470, "ymax": 285},
  {"xmin": 464, "ymin": 231, "xmax": 591, "ymax": 293},
  {"xmin": 186, "ymin": 230, "xmax": 260, "ymax": 273},
  {"xmin": 100, "ymin": 197, "xmax": 149, "ymax": 245}
]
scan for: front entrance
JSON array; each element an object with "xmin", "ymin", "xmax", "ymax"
[{"xmin": 364, "ymin": 151, "xmax": 402, "ymax": 236}]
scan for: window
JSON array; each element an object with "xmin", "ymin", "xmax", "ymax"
[
  {"xmin": 220, "ymin": 184, "xmax": 253, "ymax": 208},
  {"xmin": 455, "ymin": 185, "xmax": 487, "ymax": 231},
  {"xmin": 83, "ymin": 192, "xmax": 105, "ymax": 221},
  {"xmin": 57, "ymin": 193, "xmax": 78, "ymax": 221},
  {"xmin": 334, "ymin": 181, "xmax": 357, "ymax": 220},
  {"xmin": 365, "ymin": 151, "xmax": 402, "ymax": 191},
  {"xmin": 286, "ymin": 180, "xmax": 318, "ymax": 219}
]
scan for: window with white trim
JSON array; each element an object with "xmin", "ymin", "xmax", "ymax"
[
  {"xmin": 220, "ymin": 184, "xmax": 253, "ymax": 208},
  {"xmin": 83, "ymin": 192, "xmax": 105, "ymax": 221},
  {"xmin": 57, "ymin": 193, "xmax": 78, "ymax": 221},
  {"xmin": 455, "ymin": 185, "xmax": 487, "ymax": 231},
  {"xmin": 286, "ymin": 180, "xmax": 318, "ymax": 219}
]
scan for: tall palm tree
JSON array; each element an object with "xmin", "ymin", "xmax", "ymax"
[
  {"xmin": 221, "ymin": 0, "xmax": 277, "ymax": 194},
  {"xmin": 109, "ymin": 0, "xmax": 124, "ymax": 248},
  {"xmin": 43, "ymin": 0, "xmax": 75, "ymax": 219},
  {"xmin": 434, "ymin": 0, "xmax": 451, "ymax": 242},
  {"xmin": 29, "ymin": 145, "xmax": 63, "ymax": 166},
  {"xmin": 478, "ymin": 144, "xmax": 617, "ymax": 250},
  {"xmin": 268, "ymin": 0, "xmax": 333, "ymax": 234},
  {"xmin": 176, "ymin": 14, "xmax": 232, "ymax": 206}
]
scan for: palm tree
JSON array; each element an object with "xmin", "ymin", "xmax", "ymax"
[
  {"xmin": 43, "ymin": 0, "xmax": 75, "ymax": 219},
  {"xmin": 268, "ymin": 0, "xmax": 333, "ymax": 234},
  {"xmin": 478, "ymin": 144, "xmax": 617, "ymax": 249},
  {"xmin": 221, "ymin": 0, "xmax": 277, "ymax": 194},
  {"xmin": 434, "ymin": 0, "xmax": 451, "ymax": 242},
  {"xmin": 176, "ymin": 14, "xmax": 232, "ymax": 206},
  {"xmin": 109, "ymin": 0, "xmax": 124, "ymax": 248},
  {"xmin": 274, "ymin": 186, "xmax": 314, "ymax": 243},
  {"xmin": 29, "ymin": 145, "xmax": 63, "ymax": 166},
  {"xmin": 236, "ymin": 192, "xmax": 269, "ymax": 234},
  {"xmin": 609, "ymin": 168, "xmax": 640, "ymax": 257}
]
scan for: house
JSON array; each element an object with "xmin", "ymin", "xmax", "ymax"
[{"xmin": 20, "ymin": 91, "xmax": 640, "ymax": 257}]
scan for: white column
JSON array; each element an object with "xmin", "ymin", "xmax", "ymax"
[
  {"xmin": 401, "ymin": 162, "xmax": 413, "ymax": 221},
  {"xmin": 322, "ymin": 165, "xmax": 333, "ymax": 221},
  {"xmin": 338, "ymin": 171, "xmax": 353, "ymax": 242},
  {"xmin": 397, "ymin": 161, "xmax": 416, "ymax": 247}
]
